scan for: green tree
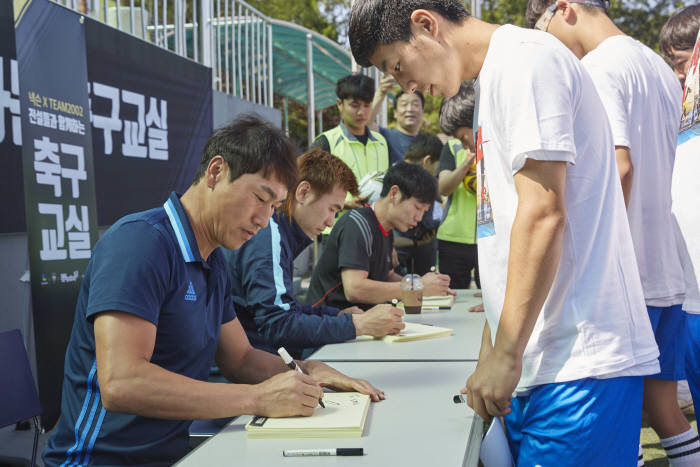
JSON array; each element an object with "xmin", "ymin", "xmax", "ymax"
[
  {"xmin": 480, "ymin": 0, "xmax": 688, "ymax": 50},
  {"xmin": 246, "ymin": 0, "xmax": 340, "ymax": 41}
]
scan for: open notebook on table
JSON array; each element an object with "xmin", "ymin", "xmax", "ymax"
[
  {"xmin": 245, "ymin": 392, "xmax": 370, "ymax": 438},
  {"xmin": 357, "ymin": 322, "xmax": 453, "ymax": 342},
  {"xmin": 421, "ymin": 294, "xmax": 455, "ymax": 308}
]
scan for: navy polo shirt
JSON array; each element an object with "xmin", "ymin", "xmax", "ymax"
[{"xmin": 44, "ymin": 192, "xmax": 236, "ymax": 467}]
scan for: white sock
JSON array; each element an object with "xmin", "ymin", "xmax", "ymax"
[
  {"xmin": 660, "ymin": 428, "xmax": 700, "ymax": 466},
  {"xmin": 638, "ymin": 443, "xmax": 644, "ymax": 466}
]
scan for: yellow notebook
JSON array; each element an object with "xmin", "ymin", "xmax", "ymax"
[
  {"xmin": 358, "ymin": 322, "xmax": 453, "ymax": 342},
  {"xmin": 245, "ymin": 392, "xmax": 370, "ymax": 438}
]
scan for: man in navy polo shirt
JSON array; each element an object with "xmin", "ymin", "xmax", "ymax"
[{"xmin": 44, "ymin": 116, "xmax": 384, "ymax": 467}]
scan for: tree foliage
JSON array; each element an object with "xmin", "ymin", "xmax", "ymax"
[{"xmin": 481, "ymin": 0, "xmax": 689, "ymax": 51}]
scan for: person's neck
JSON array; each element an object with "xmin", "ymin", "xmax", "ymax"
[
  {"xmin": 397, "ymin": 124, "xmax": 420, "ymax": 136},
  {"xmin": 454, "ymin": 17, "xmax": 500, "ymax": 80},
  {"xmin": 372, "ymin": 197, "xmax": 394, "ymax": 231},
  {"xmin": 291, "ymin": 206, "xmax": 313, "ymax": 240},
  {"xmin": 179, "ymin": 185, "xmax": 216, "ymax": 261},
  {"xmin": 344, "ymin": 121, "xmax": 367, "ymax": 137},
  {"xmin": 576, "ymin": 15, "xmax": 625, "ymax": 57}
]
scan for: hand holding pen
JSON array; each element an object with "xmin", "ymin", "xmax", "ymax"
[{"xmin": 278, "ymin": 347, "xmax": 325, "ymax": 408}]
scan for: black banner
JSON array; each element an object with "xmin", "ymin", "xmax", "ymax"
[
  {"xmin": 15, "ymin": 0, "xmax": 99, "ymax": 429},
  {"xmin": 85, "ymin": 17, "xmax": 213, "ymax": 226},
  {"xmin": 0, "ymin": 0, "xmax": 25, "ymax": 233}
]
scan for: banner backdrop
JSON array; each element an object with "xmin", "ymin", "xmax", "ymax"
[
  {"xmin": 85, "ymin": 17, "xmax": 213, "ymax": 226},
  {"xmin": 0, "ymin": 0, "xmax": 25, "ymax": 233},
  {"xmin": 1, "ymin": 14, "xmax": 213, "ymax": 233},
  {"xmin": 15, "ymin": 0, "xmax": 99, "ymax": 429}
]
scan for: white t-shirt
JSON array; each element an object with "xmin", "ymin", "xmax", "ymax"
[
  {"xmin": 582, "ymin": 35, "xmax": 684, "ymax": 307},
  {"xmin": 672, "ymin": 137, "xmax": 700, "ymax": 313},
  {"xmin": 475, "ymin": 26, "xmax": 659, "ymax": 391}
]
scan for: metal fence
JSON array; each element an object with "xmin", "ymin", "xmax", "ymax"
[{"xmin": 57, "ymin": 0, "xmax": 274, "ymax": 107}]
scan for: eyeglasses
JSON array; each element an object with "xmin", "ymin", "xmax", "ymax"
[{"xmin": 533, "ymin": 0, "xmax": 610, "ymax": 32}]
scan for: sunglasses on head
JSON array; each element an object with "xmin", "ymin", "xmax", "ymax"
[{"xmin": 534, "ymin": 0, "xmax": 610, "ymax": 31}]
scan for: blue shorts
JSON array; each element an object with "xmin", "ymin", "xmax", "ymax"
[
  {"xmin": 647, "ymin": 304, "xmax": 687, "ymax": 380},
  {"xmin": 685, "ymin": 313, "xmax": 700, "ymax": 409},
  {"xmin": 505, "ymin": 377, "xmax": 644, "ymax": 467}
]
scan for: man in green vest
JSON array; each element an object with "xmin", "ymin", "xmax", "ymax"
[
  {"xmin": 311, "ymin": 74, "xmax": 390, "ymax": 237},
  {"xmin": 436, "ymin": 82, "xmax": 479, "ymax": 290}
]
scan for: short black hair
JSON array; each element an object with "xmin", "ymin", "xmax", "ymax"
[
  {"xmin": 660, "ymin": 5, "xmax": 700, "ymax": 58},
  {"xmin": 439, "ymin": 82, "xmax": 475, "ymax": 136},
  {"xmin": 396, "ymin": 89, "xmax": 425, "ymax": 109},
  {"xmin": 525, "ymin": 0, "xmax": 607, "ymax": 29},
  {"xmin": 193, "ymin": 115, "xmax": 297, "ymax": 191},
  {"xmin": 349, "ymin": 0, "xmax": 470, "ymax": 68},
  {"xmin": 336, "ymin": 74, "xmax": 375, "ymax": 103},
  {"xmin": 380, "ymin": 161, "xmax": 440, "ymax": 204},
  {"xmin": 403, "ymin": 133, "xmax": 443, "ymax": 164}
]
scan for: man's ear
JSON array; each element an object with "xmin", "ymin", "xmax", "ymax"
[
  {"xmin": 389, "ymin": 185, "xmax": 402, "ymax": 203},
  {"xmin": 295, "ymin": 180, "xmax": 312, "ymax": 204},
  {"xmin": 206, "ymin": 156, "xmax": 227, "ymax": 190},
  {"xmin": 337, "ymin": 98, "xmax": 343, "ymax": 113},
  {"xmin": 410, "ymin": 9, "xmax": 439, "ymax": 39},
  {"xmin": 422, "ymin": 155, "xmax": 433, "ymax": 169},
  {"xmin": 556, "ymin": 0, "xmax": 577, "ymax": 24}
]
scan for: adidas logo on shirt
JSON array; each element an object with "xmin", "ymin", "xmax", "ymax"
[{"xmin": 185, "ymin": 281, "xmax": 197, "ymax": 302}]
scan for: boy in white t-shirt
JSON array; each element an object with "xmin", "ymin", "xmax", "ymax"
[
  {"xmin": 526, "ymin": 1, "xmax": 699, "ymax": 464},
  {"xmin": 662, "ymin": 1, "xmax": 700, "ymax": 439},
  {"xmin": 349, "ymin": 1, "xmax": 659, "ymax": 465}
]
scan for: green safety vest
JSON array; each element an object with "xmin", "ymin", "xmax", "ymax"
[
  {"xmin": 436, "ymin": 138, "xmax": 477, "ymax": 245},
  {"xmin": 317, "ymin": 122, "xmax": 389, "ymax": 234}
]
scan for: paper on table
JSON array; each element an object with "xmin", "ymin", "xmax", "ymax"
[
  {"xmin": 357, "ymin": 322, "xmax": 453, "ymax": 342},
  {"xmin": 421, "ymin": 295, "xmax": 455, "ymax": 308},
  {"xmin": 245, "ymin": 392, "xmax": 370, "ymax": 438},
  {"xmin": 479, "ymin": 417, "xmax": 514, "ymax": 467}
]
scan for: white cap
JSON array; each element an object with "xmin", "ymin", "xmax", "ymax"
[{"xmin": 277, "ymin": 347, "xmax": 294, "ymax": 365}]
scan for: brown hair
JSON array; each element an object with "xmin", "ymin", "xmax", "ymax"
[
  {"xmin": 282, "ymin": 149, "xmax": 358, "ymax": 218},
  {"xmin": 660, "ymin": 5, "xmax": 700, "ymax": 59}
]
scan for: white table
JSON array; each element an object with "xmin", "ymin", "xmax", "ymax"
[
  {"xmin": 311, "ymin": 290, "xmax": 485, "ymax": 362},
  {"xmin": 176, "ymin": 361, "xmax": 481, "ymax": 467}
]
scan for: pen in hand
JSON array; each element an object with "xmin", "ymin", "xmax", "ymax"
[{"xmin": 277, "ymin": 347, "xmax": 325, "ymax": 408}]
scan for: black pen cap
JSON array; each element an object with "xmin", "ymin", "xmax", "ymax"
[{"xmin": 337, "ymin": 448, "xmax": 364, "ymax": 456}]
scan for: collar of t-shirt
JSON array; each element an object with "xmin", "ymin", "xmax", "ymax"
[
  {"xmin": 366, "ymin": 203, "xmax": 390, "ymax": 237},
  {"xmin": 341, "ymin": 120, "xmax": 370, "ymax": 145}
]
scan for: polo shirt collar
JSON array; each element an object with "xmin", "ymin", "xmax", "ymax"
[
  {"xmin": 278, "ymin": 211, "xmax": 312, "ymax": 257},
  {"xmin": 163, "ymin": 192, "xmax": 201, "ymax": 264},
  {"xmin": 340, "ymin": 121, "xmax": 377, "ymax": 142}
]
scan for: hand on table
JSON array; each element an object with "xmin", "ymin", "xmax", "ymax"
[
  {"xmin": 252, "ymin": 370, "xmax": 323, "ymax": 417},
  {"xmin": 422, "ymin": 272, "xmax": 455, "ymax": 296},
  {"xmin": 469, "ymin": 303, "xmax": 484, "ymax": 313},
  {"xmin": 352, "ymin": 304, "xmax": 405, "ymax": 337},
  {"xmin": 460, "ymin": 349, "xmax": 521, "ymax": 421},
  {"xmin": 301, "ymin": 360, "xmax": 386, "ymax": 402}
]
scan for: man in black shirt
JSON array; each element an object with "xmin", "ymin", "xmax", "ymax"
[{"xmin": 307, "ymin": 163, "xmax": 454, "ymax": 310}]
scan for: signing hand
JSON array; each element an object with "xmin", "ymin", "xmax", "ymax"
[
  {"xmin": 422, "ymin": 271, "xmax": 455, "ymax": 296},
  {"xmin": 460, "ymin": 350, "xmax": 521, "ymax": 421},
  {"xmin": 352, "ymin": 304, "xmax": 405, "ymax": 337},
  {"xmin": 252, "ymin": 370, "xmax": 323, "ymax": 417},
  {"xmin": 301, "ymin": 360, "xmax": 386, "ymax": 402}
]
